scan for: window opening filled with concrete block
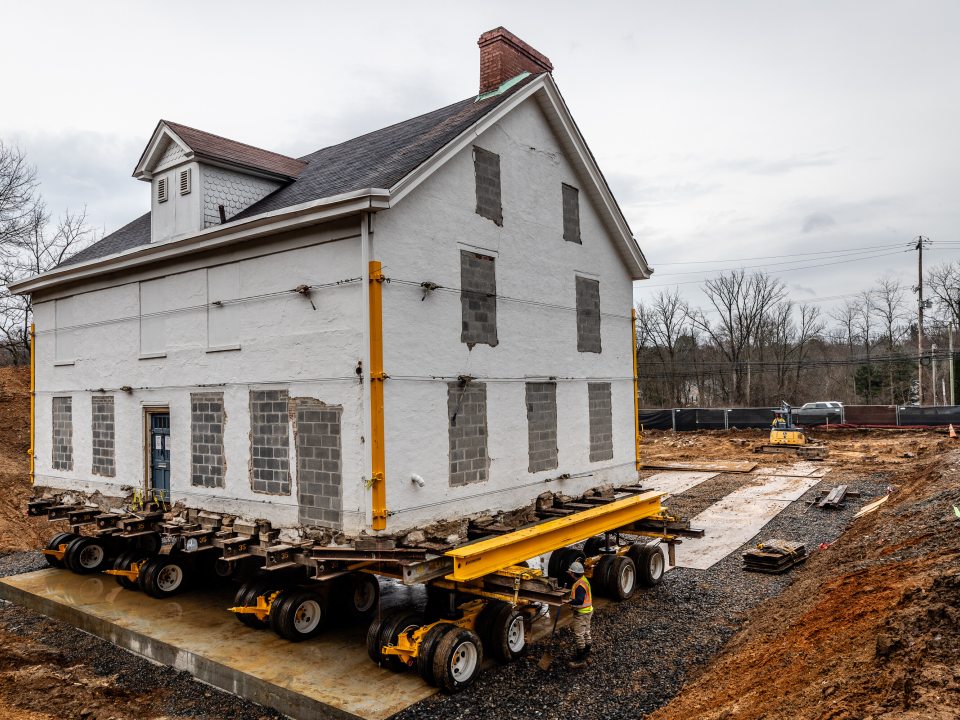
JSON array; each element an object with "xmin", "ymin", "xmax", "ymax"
[
  {"xmin": 562, "ymin": 183, "xmax": 581, "ymax": 243},
  {"xmin": 91, "ymin": 395, "xmax": 115, "ymax": 477},
  {"xmin": 249, "ymin": 389, "xmax": 291, "ymax": 494},
  {"xmin": 576, "ymin": 275, "xmax": 602, "ymax": 354},
  {"xmin": 191, "ymin": 392, "xmax": 225, "ymax": 488},
  {"xmin": 526, "ymin": 381, "xmax": 559, "ymax": 472},
  {"xmin": 52, "ymin": 396, "xmax": 73, "ymax": 471},
  {"xmin": 588, "ymin": 382, "xmax": 614, "ymax": 462},
  {"xmin": 460, "ymin": 250, "xmax": 499, "ymax": 348},
  {"xmin": 294, "ymin": 398, "xmax": 343, "ymax": 528},
  {"xmin": 448, "ymin": 381, "xmax": 489, "ymax": 486},
  {"xmin": 473, "ymin": 146, "xmax": 502, "ymax": 225}
]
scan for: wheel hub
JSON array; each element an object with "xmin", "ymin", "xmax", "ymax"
[
  {"xmin": 507, "ymin": 616, "xmax": 525, "ymax": 652},
  {"xmin": 450, "ymin": 640, "xmax": 478, "ymax": 678},
  {"xmin": 78, "ymin": 545, "xmax": 104, "ymax": 568},
  {"xmin": 156, "ymin": 565, "xmax": 183, "ymax": 591},
  {"xmin": 293, "ymin": 600, "xmax": 322, "ymax": 633}
]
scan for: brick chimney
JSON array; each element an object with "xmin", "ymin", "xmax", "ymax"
[{"xmin": 478, "ymin": 27, "xmax": 553, "ymax": 95}]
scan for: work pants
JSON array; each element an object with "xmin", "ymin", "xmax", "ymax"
[{"xmin": 571, "ymin": 610, "xmax": 592, "ymax": 651}]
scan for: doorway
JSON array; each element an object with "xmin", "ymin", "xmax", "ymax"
[{"xmin": 146, "ymin": 410, "xmax": 171, "ymax": 502}]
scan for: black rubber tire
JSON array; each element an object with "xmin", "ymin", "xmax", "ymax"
[
  {"xmin": 233, "ymin": 579, "xmax": 278, "ymax": 628},
  {"xmin": 416, "ymin": 622, "xmax": 456, "ymax": 686},
  {"xmin": 582, "ymin": 535, "xmax": 606, "ymax": 557},
  {"xmin": 424, "ymin": 585, "xmax": 462, "ymax": 621},
  {"xmin": 608, "ymin": 555, "xmax": 638, "ymax": 601},
  {"xmin": 474, "ymin": 599, "xmax": 508, "ymax": 652},
  {"xmin": 484, "ymin": 602, "xmax": 526, "ymax": 662},
  {"xmin": 376, "ymin": 609, "xmax": 425, "ymax": 672},
  {"xmin": 64, "ymin": 536, "xmax": 110, "ymax": 574},
  {"xmin": 134, "ymin": 532, "xmax": 162, "ymax": 555},
  {"xmin": 270, "ymin": 589, "xmax": 327, "ymax": 641},
  {"xmin": 139, "ymin": 555, "xmax": 191, "ymax": 598},
  {"xmin": 592, "ymin": 554, "xmax": 616, "ymax": 597},
  {"xmin": 339, "ymin": 573, "xmax": 381, "ymax": 621},
  {"xmin": 635, "ymin": 543, "xmax": 666, "ymax": 588},
  {"xmin": 549, "ymin": 548, "xmax": 586, "ymax": 587},
  {"xmin": 431, "ymin": 627, "xmax": 484, "ymax": 693},
  {"xmin": 112, "ymin": 550, "xmax": 148, "ymax": 590},
  {"xmin": 44, "ymin": 532, "xmax": 77, "ymax": 568}
]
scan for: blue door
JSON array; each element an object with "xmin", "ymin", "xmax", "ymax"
[{"xmin": 150, "ymin": 413, "xmax": 171, "ymax": 502}]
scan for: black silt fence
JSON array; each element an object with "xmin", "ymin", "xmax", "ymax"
[{"xmin": 638, "ymin": 405, "xmax": 960, "ymax": 430}]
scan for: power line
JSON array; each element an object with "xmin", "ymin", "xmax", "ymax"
[{"xmin": 652, "ymin": 241, "xmax": 913, "ymax": 266}]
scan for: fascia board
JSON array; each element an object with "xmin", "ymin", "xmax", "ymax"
[
  {"xmin": 387, "ymin": 76, "xmax": 548, "ymax": 206},
  {"xmin": 133, "ymin": 124, "xmax": 193, "ymax": 180},
  {"xmin": 10, "ymin": 188, "xmax": 390, "ymax": 295}
]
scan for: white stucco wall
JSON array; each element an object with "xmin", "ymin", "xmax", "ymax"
[
  {"xmin": 375, "ymin": 96, "xmax": 638, "ymax": 531},
  {"xmin": 33, "ymin": 220, "xmax": 369, "ymax": 533}
]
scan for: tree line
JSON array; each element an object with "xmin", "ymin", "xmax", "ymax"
[
  {"xmin": 636, "ymin": 266, "xmax": 960, "ymax": 408},
  {"xmin": 0, "ymin": 141, "xmax": 97, "ymax": 363}
]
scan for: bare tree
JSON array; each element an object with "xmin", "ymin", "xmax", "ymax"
[
  {"xmin": 690, "ymin": 270, "xmax": 787, "ymax": 404},
  {"xmin": 637, "ymin": 289, "xmax": 692, "ymax": 405},
  {"xmin": 927, "ymin": 261, "xmax": 960, "ymax": 328}
]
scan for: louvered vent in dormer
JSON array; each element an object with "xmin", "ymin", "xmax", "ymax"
[
  {"xmin": 180, "ymin": 168, "xmax": 192, "ymax": 195},
  {"xmin": 157, "ymin": 177, "xmax": 168, "ymax": 203}
]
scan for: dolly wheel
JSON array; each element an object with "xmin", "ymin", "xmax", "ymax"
[
  {"xmin": 582, "ymin": 535, "xmax": 607, "ymax": 557},
  {"xmin": 417, "ymin": 622, "xmax": 456, "ymax": 685},
  {"xmin": 139, "ymin": 556, "xmax": 191, "ymax": 598},
  {"xmin": 367, "ymin": 608, "xmax": 424, "ymax": 671},
  {"xmin": 592, "ymin": 554, "xmax": 616, "ymax": 597},
  {"xmin": 43, "ymin": 533, "xmax": 77, "ymax": 568},
  {"xmin": 341, "ymin": 572, "xmax": 381, "ymax": 620},
  {"xmin": 271, "ymin": 589, "xmax": 327, "ymax": 641},
  {"xmin": 634, "ymin": 543, "xmax": 665, "ymax": 588},
  {"xmin": 112, "ymin": 551, "xmax": 148, "ymax": 590},
  {"xmin": 487, "ymin": 603, "xmax": 526, "ymax": 662},
  {"xmin": 64, "ymin": 536, "xmax": 110, "ymax": 574},
  {"xmin": 431, "ymin": 627, "xmax": 483, "ymax": 693},
  {"xmin": 608, "ymin": 555, "xmax": 638, "ymax": 601}
]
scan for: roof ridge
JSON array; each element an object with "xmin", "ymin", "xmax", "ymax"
[{"xmin": 163, "ymin": 119, "xmax": 305, "ymax": 165}]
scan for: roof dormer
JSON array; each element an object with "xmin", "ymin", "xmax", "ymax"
[{"xmin": 134, "ymin": 120, "xmax": 307, "ymax": 243}]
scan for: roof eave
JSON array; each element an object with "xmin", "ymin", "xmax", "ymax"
[{"xmin": 9, "ymin": 188, "xmax": 390, "ymax": 295}]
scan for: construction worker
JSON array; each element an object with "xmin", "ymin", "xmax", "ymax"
[
  {"xmin": 566, "ymin": 561, "xmax": 593, "ymax": 668},
  {"xmin": 772, "ymin": 413, "xmax": 787, "ymax": 429}
]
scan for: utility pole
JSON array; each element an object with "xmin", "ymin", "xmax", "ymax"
[
  {"xmin": 951, "ymin": 322, "xmax": 956, "ymax": 406},
  {"xmin": 914, "ymin": 236, "xmax": 931, "ymax": 403}
]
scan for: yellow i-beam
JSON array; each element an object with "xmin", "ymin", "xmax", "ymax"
[
  {"xmin": 631, "ymin": 309, "xmax": 641, "ymax": 471},
  {"xmin": 369, "ymin": 261, "xmax": 387, "ymax": 530},
  {"xmin": 29, "ymin": 322, "xmax": 35, "ymax": 485}
]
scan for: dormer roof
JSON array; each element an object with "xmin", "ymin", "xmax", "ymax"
[{"xmin": 133, "ymin": 120, "xmax": 307, "ymax": 181}]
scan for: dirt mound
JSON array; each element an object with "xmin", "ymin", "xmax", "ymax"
[
  {"xmin": 647, "ymin": 449, "xmax": 960, "ymax": 720},
  {"xmin": 0, "ymin": 366, "xmax": 49, "ymax": 552}
]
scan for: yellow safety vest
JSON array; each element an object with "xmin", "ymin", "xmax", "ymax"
[{"xmin": 570, "ymin": 576, "xmax": 593, "ymax": 615}]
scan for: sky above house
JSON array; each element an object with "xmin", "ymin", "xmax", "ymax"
[{"xmin": 4, "ymin": 1, "xmax": 959, "ymax": 314}]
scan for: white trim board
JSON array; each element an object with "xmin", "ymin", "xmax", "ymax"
[{"xmin": 674, "ymin": 463, "xmax": 824, "ymax": 571}]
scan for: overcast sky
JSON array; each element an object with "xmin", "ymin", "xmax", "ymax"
[{"xmin": 4, "ymin": 1, "xmax": 959, "ymax": 314}]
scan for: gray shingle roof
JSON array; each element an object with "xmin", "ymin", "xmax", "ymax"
[{"xmin": 60, "ymin": 73, "xmax": 540, "ymax": 268}]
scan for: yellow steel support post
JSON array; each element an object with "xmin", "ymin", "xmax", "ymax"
[
  {"xmin": 631, "ymin": 309, "xmax": 641, "ymax": 471},
  {"xmin": 445, "ymin": 491, "xmax": 665, "ymax": 581},
  {"xmin": 29, "ymin": 322, "xmax": 35, "ymax": 486},
  {"xmin": 369, "ymin": 260, "xmax": 388, "ymax": 530}
]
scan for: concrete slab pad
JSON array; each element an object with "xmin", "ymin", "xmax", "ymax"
[
  {"xmin": 643, "ymin": 470, "xmax": 718, "ymax": 497},
  {"xmin": 0, "ymin": 569, "xmax": 436, "ymax": 720},
  {"xmin": 643, "ymin": 460, "xmax": 757, "ymax": 473},
  {"xmin": 675, "ymin": 462, "xmax": 824, "ymax": 570}
]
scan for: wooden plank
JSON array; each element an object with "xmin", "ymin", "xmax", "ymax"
[
  {"xmin": 817, "ymin": 484, "xmax": 848, "ymax": 508},
  {"xmin": 642, "ymin": 460, "xmax": 758, "ymax": 473},
  {"xmin": 854, "ymin": 495, "xmax": 889, "ymax": 518}
]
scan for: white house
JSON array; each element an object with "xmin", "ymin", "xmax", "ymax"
[{"xmin": 13, "ymin": 27, "xmax": 652, "ymax": 540}]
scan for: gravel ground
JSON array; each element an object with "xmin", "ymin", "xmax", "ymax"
[
  {"xmin": 394, "ymin": 470, "xmax": 891, "ymax": 720},
  {"xmin": 0, "ymin": 551, "xmax": 283, "ymax": 720}
]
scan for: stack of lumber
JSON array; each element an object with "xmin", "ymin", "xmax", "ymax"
[{"xmin": 742, "ymin": 539, "xmax": 807, "ymax": 574}]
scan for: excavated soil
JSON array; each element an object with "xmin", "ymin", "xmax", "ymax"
[{"xmin": 647, "ymin": 441, "xmax": 960, "ymax": 720}]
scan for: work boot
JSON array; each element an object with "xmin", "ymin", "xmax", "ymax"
[
  {"xmin": 567, "ymin": 648, "xmax": 588, "ymax": 669},
  {"xmin": 583, "ymin": 644, "xmax": 592, "ymax": 665}
]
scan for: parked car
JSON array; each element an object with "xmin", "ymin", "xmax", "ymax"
[{"xmin": 794, "ymin": 401, "xmax": 844, "ymax": 425}]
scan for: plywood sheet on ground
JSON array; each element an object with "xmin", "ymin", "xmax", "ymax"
[
  {"xmin": 642, "ymin": 471, "xmax": 719, "ymax": 497},
  {"xmin": 675, "ymin": 463, "xmax": 824, "ymax": 570},
  {"xmin": 0, "ymin": 569, "xmax": 436, "ymax": 720},
  {"xmin": 643, "ymin": 460, "xmax": 758, "ymax": 473}
]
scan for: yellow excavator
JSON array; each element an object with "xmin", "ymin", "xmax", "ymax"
[{"xmin": 754, "ymin": 402, "xmax": 829, "ymax": 460}]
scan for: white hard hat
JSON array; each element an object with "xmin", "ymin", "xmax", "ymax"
[{"xmin": 568, "ymin": 561, "xmax": 585, "ymax": 575}]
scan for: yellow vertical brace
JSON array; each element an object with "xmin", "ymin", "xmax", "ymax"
[
  {"xmin": 29, "ymin": 323, "xmax": 35, "ymax": 486},
  {"xmin": 369, "ymin": 260, "xmax": 387, "ymax": 530},
  {"xmin": 631, "ymin": 309, "xmax": 641, "ymax": 471}
]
